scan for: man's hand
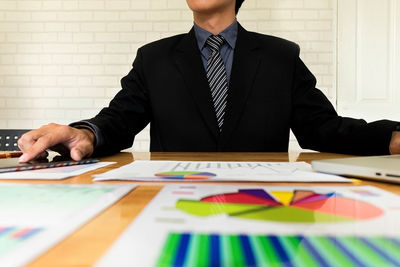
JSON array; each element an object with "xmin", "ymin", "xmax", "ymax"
[
  {"xmin": 18, "ymin": 123, "xmax": 95, "ymax": 162},
  {"xmin": 389, "ymin": 131, "xmax": 400, "ymax": 154}
]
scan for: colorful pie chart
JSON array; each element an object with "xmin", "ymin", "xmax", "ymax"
[
  {"xmin": 176, "ymin": 189, "xmax": 384, "ymax": 223},
  {"xmin": 155, "ymin": 171, "xmax": 217, "ymax": 180}
]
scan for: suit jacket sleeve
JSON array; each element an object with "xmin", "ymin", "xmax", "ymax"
[
  {"xmin": 85, "ymin": 48, "xmax": 151, "ymax": 156},
  {"xmin": 290, "ymin": 46, "xmax": 397, "ymax": 155}
]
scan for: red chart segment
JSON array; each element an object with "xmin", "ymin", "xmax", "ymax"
[{"xmin": 202, "ymin": 191, "xmax": 281, "ymax": 206}]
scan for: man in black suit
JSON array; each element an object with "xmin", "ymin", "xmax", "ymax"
[{"xmin": 18, "ymin": 0, "xmax": 400, "ymax": 162}]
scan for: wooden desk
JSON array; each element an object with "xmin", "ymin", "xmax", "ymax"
[{"xmin": 1, "ymin": 152, "xmax": 397, "ymax": 267}]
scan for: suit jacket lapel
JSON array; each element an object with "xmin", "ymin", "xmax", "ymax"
[
  {"xmin": 220, "ymin": 24, "xmax": 262, "ymax": 146},
  {"xmin": 174, "ymin": 28, "xmax": 220, "ymax": 140}
]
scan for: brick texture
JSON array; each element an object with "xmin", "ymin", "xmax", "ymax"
[{"xmin": 0, "ymin": 0, "xmax": 336, "ymax": 152}]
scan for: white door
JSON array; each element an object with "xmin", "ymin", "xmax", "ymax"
[{"xmin": 337, "ymin": 0, "xmax": 400, "ymax": 121}]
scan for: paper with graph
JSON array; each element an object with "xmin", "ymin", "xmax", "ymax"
[
  {"xmin": 0, "ymin": 162, "xmax": 114, "ymax": 180},
  {"xmin": 93, "ymin": 160, "xmax": 349, "ymax": 182},
  {"xmin": 0, "ymin": 183, "xmax": 135, "ymax": 267},
  {"xmin": 96, "ymin": 185, "xmax": 400, "ymax": 267}
]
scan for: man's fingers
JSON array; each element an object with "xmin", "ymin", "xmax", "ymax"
[
  {"xmin": 18, "ymin": 124, "xmax": 57, "ymax": 152},
  {"xmin": 20, "ymin": 150, "xmax": 48, "ymax": 162},
  {"xmin": 18, "ymin": 130, "xmax": 42, "ymax": 152},
  {"xmin": 18, "ymin": 123, "xmax": 72, "ymax": 162},
  {"xmin": 18, "ymin": 124, "xmax": 95, "ymax": 162},
  {"xmin": 18, "ymin": 153, "xmax": 30, "ymax": 163},
  {"xmin": 19, "ymin": 135, "xmax": 58, "ymax": 162}
]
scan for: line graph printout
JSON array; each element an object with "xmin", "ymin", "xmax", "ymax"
[
  {"xmin": 96, "ymin": 185, "xmax": 400, "ymax": 267},
  {"xmin": 0, "ymin": 183, "xmax": 135, "ymax": 267},
  {"xmin": 93, "ymin": 160, "xmax": 349, "ymax": 182}
]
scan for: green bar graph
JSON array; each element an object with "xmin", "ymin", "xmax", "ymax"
[{"xmin": 156, "ymin": 233, "xmax": 400, "ymax": 267}]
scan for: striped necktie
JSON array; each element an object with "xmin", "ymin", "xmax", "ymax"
[{"xmin": 206, "ymin": 35, "xmax": 228, "ymax": 131}]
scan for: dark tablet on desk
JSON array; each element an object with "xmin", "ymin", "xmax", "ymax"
[{"xmin": 0, "ymin": 157, "xmax": 99, "ymax": 173}]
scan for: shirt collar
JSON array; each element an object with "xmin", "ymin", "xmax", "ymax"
[{"xmin": 194, "ymin": 20, "xmax": 238, "ymax": 50}]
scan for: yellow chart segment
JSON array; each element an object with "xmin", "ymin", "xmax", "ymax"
[{"xmin": 270, "ymin": 191, "xmax": 293, "ymax": 206}]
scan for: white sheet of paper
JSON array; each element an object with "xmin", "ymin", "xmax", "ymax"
[
  {"xmin": 93, "ymin": 160, "xmax": 350, "ymax": 183},
  {"xmin": 96, "ymin": 185, "xmax": 400, "ymax": 267},
  {"xmin": 0, "ymin": 183, "xmax": 135, "ymax": 267},
  {"xmin": 0, "ymin": 162, "xmax": 115, "ymax": 180}
]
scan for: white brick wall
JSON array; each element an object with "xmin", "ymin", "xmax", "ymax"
[{"xmin": 0, "ymin": 0, "xmax": 336, "ymax": 152}]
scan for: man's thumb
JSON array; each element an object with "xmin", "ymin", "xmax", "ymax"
[{"xmin": 70, "ymin": 147, "xmax": 84, "ymax": 161}]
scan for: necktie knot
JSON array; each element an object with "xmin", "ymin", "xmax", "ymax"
[{"xmin": 206, "ymin": 35, "xmax": 225, "ymax": 53}]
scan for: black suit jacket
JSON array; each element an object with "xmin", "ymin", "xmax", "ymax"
[{"xmin": 87, "ymin": 24, "xmax": 397, "ymax": 156}]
